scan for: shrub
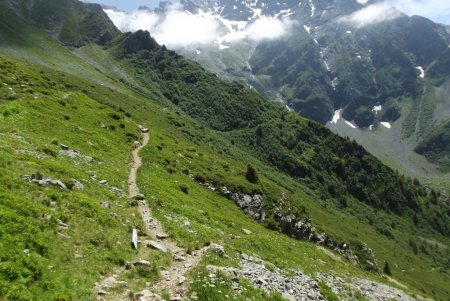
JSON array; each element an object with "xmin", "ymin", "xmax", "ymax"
[
  {"xmin": 383, "ymin": 261, "xmax": 392, "ymax": 276},
  {"xmin": 245, "ymin": 164, "xmax": 258, "ymax": 183},
  {"xmin": 180, "ymin": 184, "xmax": 189, "ymax": 194}
]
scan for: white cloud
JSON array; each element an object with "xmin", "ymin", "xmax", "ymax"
[
  {"xmin": 247, "ymin": 17, "xmax": 294, "ymax": 41},
  {"xmin": 104, "ymin": 4, "xmax": 293, "ymax": 49},
  {"xmin": 153, "ymin": 5, "xmax": 221, "ymax": 47},
  {"xmin": 339, "ymin": 2, "xmax": 402, "ymax": 27},
  {"xmin": 387, "ymin": 0, "xmax": 450, "ymax": 24},
  {"xmin": 104, "ymin": 8, "xmax": 159, "ymax": 32}
]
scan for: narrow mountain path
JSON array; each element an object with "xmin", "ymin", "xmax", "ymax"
[{"xmin": 95, "ymin": 126, "xmax": 208, "ymax": 301}]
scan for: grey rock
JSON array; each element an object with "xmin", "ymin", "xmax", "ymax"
[
  {"xmin": 243, "ymin": 228, "xmax": 252, "ymax": 235},
  {"xmin": 134, "ymin": 260, "xmax": 151, "ymax": 266},
  {"xmin": 147, "ymin": 240, "xmax": 168, "ymax": 253},
  {"xmin": 49, "ymin": 179, "xmax": 67, "ymax": 190},
  {"xmin": 138, "ymin": 125, "xmax": 149, "ymax": 133},
  {"xmin": 210, "ymin": 243, "xmax": 225, "ymax": 257},
  {"xmin": 56, "ymin": 219, "xmax": 69, "ymax": 228},
  {"xmin": 99, "ymin": 180, "xmax": 108, "ymax": 185},
  {"xmin": 131, "ymin": 228, "xmax": 138, "ymax": 249},
  {"xmin": 100, "ymin": 201, "xmax": 110, "ymax": 208},
  {"xmin": 156, "ymin": 233, "xmax": 169, "ymax": 239},
  {"xmin": 68, "ymin": 179, "xmax": 84, "ymax": 190}
]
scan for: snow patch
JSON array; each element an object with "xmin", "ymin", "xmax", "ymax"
[
  {"xmin": 309, "ymin": 0, "xmax": 316, "ymax": 17},
  {"xmin": 346, "ymin": 30, "xmax": 352, "ymax": 34},
  {"xmin": 356, "ymin": 0, "xmax": 369, "ymax": 4},
  {"xmin": 345, "ymin": 121, "xmax": 357, "ymax": 129},
  {"xmin": 372, "ymin": 105, "xmax": 381, "ymax": 115},
  {"xmin": 380, "ymin": 122, "xmax": 391, "ymax": 129},
  {"xmin": 416, "ymin": 66, "xmax": 425, "ymax": 79},
  {"xmin": 369, "ymin": 124, "xmax": 374, "ymax": 131},
  {"xmin": 304, "ymin": 25, "xmax": 311, "ymax": 34},
  {"xmin": 330, "ymin": 109, "xmax": 343, "ymax": 124},
  {"xmin": 331, "ymin": 77, "xmax": 339, "ymax": 90}
]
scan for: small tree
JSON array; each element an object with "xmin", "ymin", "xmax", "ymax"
[
  {"xmin": 383, "ymin": 261, "xmax": 392, "ymax": 276},
  {"xmin": 246, "ymin": 164, "xmax": 259, "ymax": 183}
]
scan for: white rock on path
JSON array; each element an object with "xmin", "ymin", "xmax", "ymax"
[{"xmin": 147, "ymin": 240, "xmax": 168, "ymax": 253}]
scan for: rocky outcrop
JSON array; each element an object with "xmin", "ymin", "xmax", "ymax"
[
  {"xmin": 194, "ymin": 178, "xmax": 377, "ymax": 271},
  {"xmin": 26, "ymin": 172, "xmax": 67, "ymax": 190},
  {"xmin": 230, "ymin": 192, "xmax": 265, "ymax": 222},
  {"xmin": 121, "ymin": 30, "xmax": 159, "ymax": 55},
  {"xmin": 207, "ymin": 253, "xmax": 415, "ymax": 301}
]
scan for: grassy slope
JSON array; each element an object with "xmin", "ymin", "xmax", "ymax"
[
  {"xmin": 0, "ymin": 5, "xmax": 448, "ymax": 301},
  {"xmin": 0, "ymin": 57, "xmax": 145, "ymax": 300}
]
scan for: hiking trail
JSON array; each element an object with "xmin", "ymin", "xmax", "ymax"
[{"xmin": 95, "ymin": 126, "xmax": 208, "ymax": 301}]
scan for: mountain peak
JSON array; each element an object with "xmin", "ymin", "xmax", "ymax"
[
  {"xmin": 3, "ymin": 0, "xmax": 120, "ymax": 46},
  {"xmin": 119, "ymin": 30, "xmax": 159, "ymax": 55}
]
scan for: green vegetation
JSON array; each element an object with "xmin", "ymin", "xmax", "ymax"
[
  {"xmin": 319, "ymin": 281, "xmax": 340, "ymax": 301},
  {"xmin": 415, "ymin": 120, "xmax": 450, "ymax": 171},
  {"xmin": 0, "ymin": 2, "xmax": 448, "ymax": 300},
  {"xmin": 112, "ymin": 31, "xmax": 449, "ymax": 240},
  {"xmin": 9, "ymin": 0, "xmax": 119, "ymax": 47},
  {"xmin": 0, "ymin": 57, "xmax": 143, "ymax": 299}
]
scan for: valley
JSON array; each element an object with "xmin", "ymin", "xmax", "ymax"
[
  {"xmin": 0, "ymin": 0, "xmax": 449, "ymax": 300},
  {"xmin": 104, "ymin": 0, "xmax": 450, "ymax": 189}
]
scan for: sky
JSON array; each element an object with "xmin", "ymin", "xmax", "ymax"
[{"xmin": 89, "ymin": 0, "xmax": 450, "ymax": 25}]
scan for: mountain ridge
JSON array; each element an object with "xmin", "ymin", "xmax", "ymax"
[
  {"xmin": 103, "ymin": 0, "xmax": 450, "ymax": 186},
  {"xmin": 0, "ymin": 0, "xmax": 449, "ymax": 300}
]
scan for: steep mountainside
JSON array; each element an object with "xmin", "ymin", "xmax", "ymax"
[
  {"xmin": 106, "ymin": 0, "xmax": 450, "ymax": 187},
  {"xmin": 0, "ymin": 0, "xmax": 449, "ymax": 300}
]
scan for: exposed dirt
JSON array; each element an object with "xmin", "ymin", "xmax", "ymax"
[{"xmin": 94, "ymin": 127, "xmax": 208, "ymax": 301}]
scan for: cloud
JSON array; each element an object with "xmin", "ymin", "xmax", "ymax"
[
  {"xmin": 104, "ymin": 8, "xmax": 160, "ymax": 32},
  {"xmin": 246, "ymin": 17, "xmax": 294, "ymax": 41},
  {"xmin": 153, "ymin": 5, "xmax": 221, "ymax": 47},
  {"xmin": 339, "ymin": 2, "xmax": 402, "ymax": 27},
  {"xmin": 104, "ymin": 4, "xmax": 294, "ymax": 49},
  {"xmin": 387, "ymin": 0, "xmax": 450, "ymax": 24}
]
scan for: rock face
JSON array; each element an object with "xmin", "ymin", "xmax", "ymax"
[
  {"xmin": 231, "ymin": 193, "xmax": 265, "ymax": 222},
  {"xmin": 121, "ymin": 30, "xmax": 158, "ymax": 54},
  {"xmin": 194, "ymin": 178, "xmax": 376, "ymax": 271}
]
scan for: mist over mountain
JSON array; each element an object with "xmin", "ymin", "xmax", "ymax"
[
  {"xmin": 104, "ymin": 0, "xmax": 450, "ymax": 184},
  {"xmin": 0, "ymin": 0, "xmax": 448, "ymax": 300}
]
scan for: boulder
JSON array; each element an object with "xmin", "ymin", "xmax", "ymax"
[
  {"xmin": 211, "ymin": 243, "xmax": 225, "ymax": 257},
  {"xmin": 56, "ymin": 219, "xmax": 69, "ymax": 229},
  {"xmin": 138, "ymin": 125, "xmax": 149, "ymax": 133},
  {"xmin": 68, "ymin": 179, "xmax": 84, "ymax": 190},
  {"xmin": 49, "ymin": 179, "xmax": 67, "ymax": 190},
  {"xmin": 243, "ymin": 229, "xmax": 252, "ymax": 235},
  {"xmin": 131, "ymin": 228, "xmax": 138, "ymax": 249},
  {"xmin": 147, "ymin": 240, "xmax": 167, "ymax": 253},
  {"xmin": 134, "ymin": 260, "xmax": 151, "ymax": 266},
  {"xmin": 100, "ymin": 201, "xmax": 110, "ymax": 208},
  {"xmin": 156, "ymin": 233, "xmax": 169, "ymax": 240}
]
